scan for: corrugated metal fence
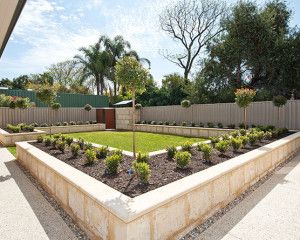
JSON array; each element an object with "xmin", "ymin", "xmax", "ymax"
[
  {"xmin": 0, "ymin": 107, "xmax": 96, "ymax": 127},
  {"xmin": 141, "ymin": 100, "xmax": 300, "ymax": 130},
  {"xmin": 0, "ymin": 89, "xmax": 109, "ymax": 108}
]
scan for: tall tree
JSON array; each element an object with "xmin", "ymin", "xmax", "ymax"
[
  {"xmin": 159, "ymin": 0, "xmax": 226, "ymax": 81},
  {"xmin": 75, "ymin": 42, "xmax": 111, "ymax": 95}
]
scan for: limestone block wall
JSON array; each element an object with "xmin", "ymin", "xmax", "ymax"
[
  {"xmin": 36, "ymin": 123, "xmax": 105, "ymax": 134},
  {"xmin": 115, "ymin": 108, "xmax": 140, "ymax": 130},
  {"xmin": 16, "ymin": 131, "xmax": 300, "ymax": 240}
]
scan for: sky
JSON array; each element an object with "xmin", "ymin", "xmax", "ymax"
[{"xmin": 0, "ymin": 0, "xmax": 299, "ymax": 84}]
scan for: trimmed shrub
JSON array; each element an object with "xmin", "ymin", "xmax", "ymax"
[
  {"xmin": 84, "ymin": 104, "xmax": 92, "ymax": 111},
  {"xmin": 44, "ymin": 137, "xmax": 52, "ymax": 146},
  {"xmin": 85, "ymin": 149, "xmax": 97, "ymax": 165},
  {"xmin": 166, "ymin": 146, "xmax": 177, "ymax": 159},
  {"xmin": 199, "ymin": 122, "xmax": 204, "ymax": 127},
  {"xmin": 69, "ymin": 121, "xmax": 76, "ymax": 125},
  {"xmin": 56, "ymin": 140, "xmax": 66, "ymax": 153},
  {"xmin": 257, "ymin": 131, "xmax": 264, "ymax": 142},
  {"xmin": 227, "ymin": 124, "xmax": 235, "ymax": 129},
  {"xmin": 85, "ymin": 142, "xmax": 93, "ymax": 150},
  {"xmin": 181, "ymin": 121, "xmax": 187, "ymax": 126},
  {"xmin": 231, "ymin": 130, "xmax": 240, "ymax": 138},
  {"xmin": 175, "ymin": 151, "xmax": 191, "ymax": 169},
  {"xmin": 273, "ymin": 95, "xmax": 287, "ymax": 107},
  {"xmin": 207, "ymin": 122, "xmax": 214, "ymax": 128},
  {"xmin": 248, "ymin": 134, "xmax": 258, "ymax": 146},
  {"xmin": 132, "ymin": 161, "xmax": 151, "ymax": 184},
  {"xmin": 96, "ymin": 146, "xmax": 109, "ymax": 159},
  {"xmin": 111, "ymin": 149, "xmax": 123, "ymax": 156},
  {"xmin": 65, "ymin": 137, "xmax": 73, "ymax": 146},
  {"xmin": 77, "ymin": 121, "xmax": 83, "ymax": 125},
  {"xmin": 78, "ymin": 137, "xmax": 85, "ymax": 149},
  {"xmin": 37, "ymin": 135, "xmax": 44, "ymax": 143},
  {"xmin": 221, "ymin": 134, "xmax": 230, "ymax": 140},
  {"xmin": 209, "ymin": 136, "xmax": 220, "ymax": 147},
  {"xmin": 51, "ymin": 102, "xmax": 61, "ymax": 110},
  {"xmin": 23, "ymin": 124, "xmax": 34, "ymax": 132},
  {"xmin": 158, "ymin": 121, "xmax": 163, "ymax": 125},
  {"xmin": 181, "ymin": 141, "xmax": 193, "ymax": 152},
  {"xmin": 164, "ymin": 121, "xmax": 169, "ymax": 125},
  {"xmin": 171, "ymin": 121, "xmax": 177, "ymax": 126},
  {"xmin": 198, "ymin": 143, "xmax": 213, "ymax": 163},
  {"xmin": 190, "ymin": 122, "xmax": 196, "ymax": 127},
  {"xmin": 239, "ymin": 129, "xmax": 247, "ymax": 136},
  {"xmin": 63, "ymin": 122, "xmax": 68, "ymax": 126},
  {"xmin": 239, "ymin": 136, "xmax": 249, "ymax": 147},
  {"xmin": 264, "ymin": 131, "xmax": 273, "ymax": 140},
  {"xmin": 104, "ymin": 154, "xmax": 122, "ymax": 174},
  {"xmin": 136, "ymin": 152, "xmax": 149, "ymax": 163},
  {"xmin": 181, "ymin": 99, "xmax": 191, "ymax": 108},
  {"xmin": 41, "ymin": 123, "xmax": 48, "ymax": 127},
  {"xmin": 55, "ymin": 122, "xmax": 62, "ymax": 126},
  {"xmin": 7, "ymin": 124, "xmax": 21, "ymax": 133},
  {"xmin": 217, "ymin": 123, "xmax": 223, "ymax": 128},
  {"xmin": 70, "ymin": 143, "xmax": 80, "ymax": 157},
  {"xmin": 215, "ymin": 140, "xmax": 230, "ymax": 154},
  {"xmin": 150, "ymin": 121, "xmax": 156, "ymax": 125},
  {"xmin": 231, "ymin": 138, "xmax": 242, "ymax": 152}
]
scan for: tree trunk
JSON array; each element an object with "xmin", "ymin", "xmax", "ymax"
[
  {"xmin": 277, "ymin": 107, "xmax": 280, "ymax": 128},
  {"xmin": 132, "ymin": 89, "xmax": 136, "ymax": 158},
  {"xmin": 244, "ymin": 107, "xmax": 247, "ymax": 129},
  {"xmin": 114, "ymin": 81, "xmax": 117, "ymax": 96},
  {"xmin": 184, "ymin": 69, "xmax": 189, "ymax": 84},
  {"xmin": 96, "ymin": 76, "xmax": 100, "ymax": 95}
]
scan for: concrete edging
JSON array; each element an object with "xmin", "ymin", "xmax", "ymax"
[
  {"xmin": 0, "ymin": 128, "xmax": 45, "ymax": 146},
  {"xmin": 16, "ymin": 131, "xmax": 300, "ymax": 240}
]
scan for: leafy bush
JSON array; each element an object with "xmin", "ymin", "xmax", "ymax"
[
  {"xmin": 175, "ymin": 151, "xmax": 191, "ymax": 169},
  {"xmin": 227, "ymin": 124, "xmax": 235, "ymax": 129},
  {"xmin": 166, "ymin": 146, "xmax": 177, "ymax": 158},
  {"xmin": 151, "ymin": 121, "xmax": 156, "ymax": 125},
  {"xmin": 164, "ymin": 121, "xmax": 169, "ymax": 125},
  {"xmin": 96, "ymin": 146, "xmax": 109, "ymax": 159},
  {"xmin": 264, "ymin": 131, "xmax": 273, "ymax": 140},
  {"xmin": 85, "ymin": 142, "xmax": 93, "ymax": 150},
  {"xmin": 63, "ymin": 122, "xmax": 68, "ymax": 126},
  {"xmin": 78, "ymin": 137, "xmax": 85, "ymax": 149},
  {"xmin": 0, "ymin": 94, "xmax": 13, "ymax": 107},
  {"xmin": 51, "ymin": 102, "xmax": 61, "ymax": 110},
  {"xmin": 56, "ymin": 140, "xmax": 66, "ymax": 153},
  {"xmin": 84, "ymin": 104, "xmax": 92, "ymax": 111},
  {"xmin": 248, "ymin": 134, "xmax": 258, "ymax": 145},
  {"xmin": 32, "ymin": 122, "xmax": 39, "ymax": 127},
  {"xmin": 198, "ymin": 143, "xmax": 213, "ymax": 162},
  {"xmin": 69, "ymin": 121, "xmax": 76, "ymax": 125},
  {"xmin": 278, "ymin": 127, "xmax": 288, "ymax": 135},
  {"xmin": 55, "ymin": 122, "xmax": 62, "ymax": 126},
  {"xmin": 41, "ymin": 123, "xmax": 48, "ymax": 127},
  {"xmin": 215, "ymin": 140, "xmax": 230, "ymax": 154},
  {"xmin": 239, "ymin": 136, "xmax": 249, "ymax": 147},
  {"xmin": 199, "ymin": 122, "xmax": 204, "ymax": 127},
  {"xmin": 65, "ymin": 137, "xmax": 73, "ymax": 146},
  {"xmin": 70, "ymin": 143, "xmax": 80, "ymax": 157},
  {"xmin": 190, "ymin": 122, "xmax": 196, "ymax": 127},
  {"xmin": 257, "ymin": 131, "xmax": 264, "ymax": 142},
  {"xmin": 207, "ymin": 122, "xmax": 214, "ymax": 128},
  {"xmin": 132, "ymin": 161, "xmax": 151, "ymax": 184},
  {"xmin": 181, "ymin": 99, "xmax": 191, "ymax": 108},
  {"xmin": 77, "ymin": 121, "xmax": 83, "ymax": 125},
  {"xmin": 158, "ymin": 121, "xmax": 163, "ymax": 125},
  {"xmin": 231, "ymin": 130, "xmax": 240, "ymax": 138},
  {"xmin": 273, "ymin": 95, "xmax": 287, "ymax": 107},
  {"xmin": 217, "ymin": 123, "xmax": 223, "ymax": 128},
  {"xmin": 111, "ymin": 149, "xmax": 123, "ymax": 157},
  {"xmin": 209, "ymin": 137, "xmax": 220, "ymax": 147},
  {"xmin": 239, "ymin": 123, "xmax": 246, "ymax": 129},
  {"xmin": 104, "ymin": 154, "xmax": 122, "ymax": 174},
  {"xmin": 136, "ymin": 152, "xmax": 149, "ymax": 163},
  {"xmin": 53, "ymin": 134, "xmax": 61, "ymax": 139},
  {"xmin": 171, "ymin": 121, "xmax": 177, "ymax": 126},
  {"xmin": 181, "ymin": 121, "xmax": 187, "ymax": 126},
  {"xmin": 15, "ymin": 97, "xmax": 31, "ymax": 109},
  {"xmin": 23, "ymin": 124, "xmax": 34, "ymax": 132},
  {"xmin": 135, "ymin": 103, "xmax": 142, "ymax": 109},
  {"xmin": 231, "ymin": 138, "xmax": 242, "ymax": 151},
  {"xmin": 44, "ymin": 137, "xmax": 52, "ymax": 146},
  {"xmin": 181, "ymin": 141, "xmax": 193, "ymax": 152},
  {"xmin": 235, "ymin": 88, "xmax": 256, "ymax": 108},
  {"xmin": 85, "ymin": 149, "xmax": 97, "ymax": 165},
  {"xmin": 37, "ymin": 135, "xmax": 44, "ymax": 143},
  {"xmin": 7, "ymin": 124, "xmax": 21, "ymax": 133},
  {"xmin": 9, "ymin": 100, "xmax": 16, "ymax": 109},
  {"xmin": 239, "ymin": 129, "xmax": 247, "ymax": 136},
  {"xmin": 221, "ymin": 134, "xmax": 230, "ymax": 140}
]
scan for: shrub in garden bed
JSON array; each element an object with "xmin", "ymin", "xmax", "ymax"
[
  {"xmin": 96, "ymin": 146, "xmax": 109, "ymax": 159},
  {"xmin": 166, "ymin": 146, "xmax": 177, "ymax": 158},
  {"xmin": 217, "ymin": 123, "xmax": 223, "ymax": 128},
  {"xmin": 133, "ymin": 161, "xmax": 151, "ymax": 184},
  {"xmin": 197, "ymin": 143, "xmax": 212, "ymax": 163},
  {"xmin": 71, "ymin": 143, "xmax": 80, "ymax": 157},
  {"xmin": 136, "ymin": 152, "xmax": 149, "ymax": 163},
  {"xmin": 215, "ymin": 140, "xmax": 230, "ymax": 155},
  {"xmin": 105, "ymin": 154, "xmax": 122, "ymax": 174},
  {"xmin": 85, "ymin": 149, "xmax": 97, "ymax": 165},
  {"xmin": 175, "ymin": 151, "xmax": 191, "ymax": 169},
  {"xmin": 207, "ymin": 122, "xmax": 214, "ymax": 128},
  {"xmin": 181, "ymin": 141, "xmax": 193, "ymax": 152}
]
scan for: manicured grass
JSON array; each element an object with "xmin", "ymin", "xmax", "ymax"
[
  {"xmin": 66, "ymin": 131, "xmax": 205, "ymax": 153},
  {"xmin": 7, "ymin": 146, "xmax": 16, "ymax": 157}
]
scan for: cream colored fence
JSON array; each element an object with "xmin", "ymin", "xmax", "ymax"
[
  {"xmin": 140, "ymin": 100, "xmax": 300, "ymax": 130},
  {"xmin": 0, "ymin": 107, "xmax": 96, "ymax": 127}
]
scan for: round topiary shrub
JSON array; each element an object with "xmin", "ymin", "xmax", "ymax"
[
  {"xmin": 84, "ymin": 104, "xmax": 92, "ymax": 111},
  {"xmin": 181, "ymin": 99, "xmax": 191, "ymax": 108},
  {"xmin": 175, "ymin": 151, "xmax": 191, "ymax": 169},
  {"xmin": 272, "ymin": 95, "xmax": 287, "ymax": 107}
]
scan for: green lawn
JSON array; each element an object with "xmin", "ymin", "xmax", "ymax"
[
  {"xmin": 7, "ymin": 146, "xmax": 16, "ymax": 157},
  {"xmin": 67, "ymin": 131, "xmax": 205, "ymax": 153}
]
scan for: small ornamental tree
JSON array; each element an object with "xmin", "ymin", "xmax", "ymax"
[
  {"xmin": 84, "ymin": 104, "xmax": 92, "ymax": 111},
  {"xmin": 235, "ymin": 88, "xmax": 256, "ymax": 128},
  {"xmin": 115, "ymin": 56, "xmax": 149, "ymax": 158},
  {"xmin": 272, "ymin": 95, "xmax": 287, "ymax": 127},
  {"xmin": 181, "ymin": 99, "xmax": 191, "ymax": 108},
  {"xmin": 36, "ymin": 85, "xmax": 57, "ymax": 134}
]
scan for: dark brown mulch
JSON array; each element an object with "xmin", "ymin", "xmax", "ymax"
[{"xmin": 30, "ymin": 136, "xmax": 283, "ymax": 198}]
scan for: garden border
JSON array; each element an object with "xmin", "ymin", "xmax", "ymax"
[
  {"xmin": 0, "ymin": 128, "xmax": 45, "ymax": 147},
  {"xmin": 36, "ymin": 123, "xmax": 106, "ymax": 134},
  {"xmin": 16, "ymin": 131, "xmax": 300, "ymax": 240}
]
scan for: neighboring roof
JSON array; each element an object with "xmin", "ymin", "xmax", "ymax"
[
  {"xmin": 0, "ymin": 0, "xmax": 27, "ymax": 58},
  {"xmin": 114, "ymin": 100, "xmax": 133, "ymax": 106}
]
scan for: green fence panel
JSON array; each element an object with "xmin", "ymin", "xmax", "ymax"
[{"xmin": 0, "ymin": 89, "xmax": 109, "ymax": 108}]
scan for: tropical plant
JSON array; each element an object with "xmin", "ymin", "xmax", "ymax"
[
  {"xmin": 96, "ymin": 146, "xmax": 109, "ymax": 159},
  {"xmin": 115, "ymin": 56, "xmax": 149, "ymax": 158},
  {"xmin": 235, "ymin": 88, "xmax": 256, "ymax": 128}
]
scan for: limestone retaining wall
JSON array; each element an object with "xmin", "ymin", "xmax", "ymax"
[
  {"xmin": 135, "ymin": 124, "xmax": 234, "ymax": 138},
  {"xmin": 0, "ymin": 128, "xmax": 45, "ymax": 147},
  {"xmin": 36, "ymin": 123, "xmax": 105, "ymax": 134},
  {"xmin": 16, "ymin": 131, "xmax": 300, "ymax": 239},
  {"xmin": 115, "ymin": 108, "xmax": 140, "ymax": 130}
]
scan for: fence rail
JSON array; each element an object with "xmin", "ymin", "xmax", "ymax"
[
  {"xmin": 140, "ymin": 100, "xmax": 300, "ymax": 130},
  {"xmin": 0, "ymin": 107, "xmax": 96, "ymax": 127}
]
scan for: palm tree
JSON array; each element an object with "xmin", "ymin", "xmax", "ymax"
[
  {"xmin": 74, "ymin": 43, "xmax": 111, "ymax": 95},
  {"xmin": 101, "ymin": 35, "xmax": 151, "ymax": 96}
]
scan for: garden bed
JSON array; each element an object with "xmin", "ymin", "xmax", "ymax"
[
  {"xmin": 16, "ymin": 130, "xmax": 300, "ymax": 240},
  {"xmin": 36, "ymin": 123, "xmax": 105, "ymax": 134},
  {"xmin": 0, "ymin": 127, "xmax": 45, "ymax": 147}
]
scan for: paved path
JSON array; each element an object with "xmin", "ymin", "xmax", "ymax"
[
  {"xmin": 0, "ymin": 148, "xmax": 77, "ymax": 240},
  {"xmin": 195, "ymin": 153, "xmax": 300, "ymax": 240}
]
